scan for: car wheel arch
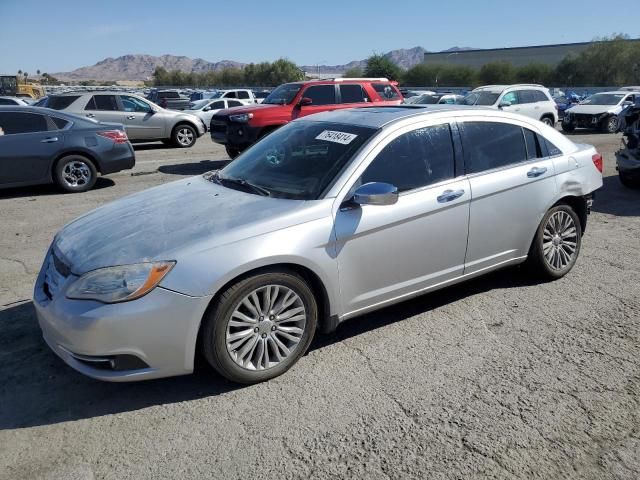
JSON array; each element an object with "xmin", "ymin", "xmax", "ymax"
[
  {"xmin": 52, "ymin": 149, "xmax": 101, "ymax": 176},
  {"xmin": 172, "ymin": 121, "xmax": 199, "ymax": 137},
  {"xmin": 193, "ymin": 262, "xmax": 333, "ymax": 363}
]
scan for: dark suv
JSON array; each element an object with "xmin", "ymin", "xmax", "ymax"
[
  {"xmin": 210, "ymin": 78, "xmax": 403, "ymax": 158},
  {"xmin": 146, "ymin": 89, "xmax": 190, "ymax": 110}
]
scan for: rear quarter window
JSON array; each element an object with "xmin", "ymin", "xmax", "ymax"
[
  {"xmin": 372, "ymin": 83, "xmax": 400, "ymax": 101},
  {"xmin": 47, "ymin": 96, "xmax": 81, "ymax": 110}
]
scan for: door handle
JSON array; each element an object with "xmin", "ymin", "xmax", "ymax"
[
  {"xmin": 437, "ymin": 189, "xmax": 465, "ymax": 203},
  {"xmin": 40, "ymin": 137, "xmax": 59, "ymax": 143},
  {"xmin": 126, "ymin": 115, "xmax": 136, "ymax": 120},
  {"xmin": 527, "ymin": 166, "xmax": 547, "ymax": 178},
  {"xmin": 86, "ymin": 113, "xmax": 95, "ymax": 118}
]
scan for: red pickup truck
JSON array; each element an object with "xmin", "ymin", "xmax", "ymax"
[{"xmin": 210, "ymin": 78, "xmax": 403, "ymax": 158}]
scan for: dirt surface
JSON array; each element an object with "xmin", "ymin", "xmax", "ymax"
[{"xmin": 1, "ymin": 132, "xmax": 639, "ymax": 480}]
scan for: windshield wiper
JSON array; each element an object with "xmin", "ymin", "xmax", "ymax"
[{"xmin": 214, "ymin": 172, "xmax": 272, "ymax": 197}]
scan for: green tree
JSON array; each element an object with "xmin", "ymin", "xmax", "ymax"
[
  {"xmin": 477, "ymin": 61, "xmax": 514, "ymax": 85},
  {"xmin": 514, "ymin": 63, "xmax": 553, "ymax": 84},
  {"xmin": 364, "ymin": 54, "xmax": 402, "ymax": 81},
  {"xmin": 343, "ymin": 66, "xmax": 364, "ymax": 78}
]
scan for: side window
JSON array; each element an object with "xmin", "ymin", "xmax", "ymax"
[
  {"xmin": 0, "ymin": 112, "xmax": 49, "ymax": 134},
  {"xmin": 501, "ymin": 91, "xmax": 519, "ymax": 105},
  {"xmin": 85, "ymin": 95, "xmax": 118, "ymax": 111},
  {"xmin": 237, "ymin": 91, "xmax": 250, "ymax": 99},
  {"xmin": 534, "ymin": 90, "xmax": 549, "ymax": 102},
  {"xmin": 226, "ymin": 100, "xmax": 242, "ymax": 108},
  {"xmin": 543, "ymin": 137, "xmax": 563, "ymax": 157},
  {"xmin": 523, "ymin": 128, "xmax": 543, "ymax": 159},
  {"xmin": 518, "ymin": 90, "xmax": 537, "ymax": 104},
  {"xmin": 461, "ymin": 122, "xmax": 527, "ymax": 173},
  {"xmin": 372, "ymin": 83, "xmax": 400, "ymax": 100},
  {"xmin": 50, "ymin": 116, "xmax": 70, "ymax": 130},
  {"xmin": 339, "ymin": 84, "xmax": 369, "ymax": 104},
  {"xmin": 360, "ymin": 124, "xmax": 455, "ymax": 192},
  {"xmin": 0, "ymin": 98, "xmax": 16, "ymax": 105},
  {"xmin": 212, "ymin": 101, "xmax": 226, "ymax": 109},
  {"xmin": 303, "ymin": 85, "xmax": 336, "ymax": 105},
  {"xmin": 224, "ymin": 91, "xmax": 237, "ymax": 98},
  {"xmin": 120, "ymin": 96, "xmax": 151, "ymax": 113}
]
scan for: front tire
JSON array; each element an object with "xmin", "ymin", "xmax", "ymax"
[
  {"xmin": 202, "ymin": 270, "xmax": 318, "ymax": 384},
  {"xmin": 561, "ymin": 122, "xmax": 575, "ymax": 133},
  {"xmin": 54, "ymin": 155, "xmax": 97, "ymax": 193},
  {"xmin": 601, "ymin": 115, "xmax": 619, "ymax": 134},
  {"xmin": 225, "ymin": 145, "xmax": 241, "ymax": 159},
  {"xmin": 527, "ymin": 204, "xmax": 582, "ymax": 280},
  {"xmin": 172, "ymin": 124, "xmax": 197, "ymax": 148}
]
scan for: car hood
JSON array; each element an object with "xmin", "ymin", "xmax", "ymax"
[
  {"xmin": 54, "ymin": 176, "xmax": 309, "ymax": 274},
  {"xmin": 566, "ymin": 104, "xmax": 619, "ymax": 115}
]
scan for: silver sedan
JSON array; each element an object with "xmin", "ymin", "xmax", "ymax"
[{"xmin": 34, "ymin": 106, "xmax": 603, "ymax": 383}]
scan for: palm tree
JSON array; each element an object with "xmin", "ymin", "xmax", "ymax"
[
  {"xmin": 23, "ymin": 72, "xmax": 28, "ymax": 83},
  {"xmin": 37, "ymin": 69, "xmax": 41, "ymax": 77},
  {"xmin": 17, "ymin": 70, "xmax": 22, "ymax": 83}
]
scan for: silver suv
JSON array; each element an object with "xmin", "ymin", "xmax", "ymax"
[
  {"xmin": 39, "ymin": 91, "xmax": 206, "ymax": 148},
  {"xmin": 34, "ymin": 106, "xmax": 602, "ymax": 384},
  {"xmin": 464, "ymin": 84, "xmax": 558, "ymax": 126}
]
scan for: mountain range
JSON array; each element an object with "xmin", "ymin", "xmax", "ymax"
[{"xmin": 53, "ymin": 46, "xmax": 475, "ymax": 81}]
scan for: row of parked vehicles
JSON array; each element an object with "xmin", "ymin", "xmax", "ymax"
[{"xmin": 1, "ymin": 78, "xmax": 639, "ymax": 193}]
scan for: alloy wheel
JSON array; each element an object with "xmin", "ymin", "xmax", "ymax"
[
  {"xmin": 62, "ymin": 160, "xmax": 92, "ymax": 188},
  {"xmin": 176, "ymin": 127, "xmax": 195, "ymax": 146},
  {"xmin": 225, "ymin": 285, "xmax": 306, "ymax": 371},
  {"xmin": 542, "ymin": 211, "xmax": 578, "ymax": 270}
]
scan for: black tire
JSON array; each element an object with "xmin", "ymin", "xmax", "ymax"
[
  {"xmin": 53, "ymin": 155, "xmax": 97, "ymax": 193},
  {"xmin": 561, "ymin": 122, "xmax": 575, "ymax": 133},
  {"xmin": 540, "ymin": 116, "xmax": 555, "ymax": 127},
  {"xmin": 601, "ymin": 115, "xmax": 618, "ymax": 134},
  {"xmin": 225, "ymin": 145, "xmax": 241, "ymax": 159},
  {"xmin": 619, "ymin": 172, "xmax": 640, "ymax": 189},
  {"xmin": 201, "ymin": 270, "xmax": 318, "ymax": 384},
  {"xmin": 172, "ymin": 124, "xmax": 197, "ymax": 148},
  {"xmin": 526, "ymin": 204, "xmax": 582, "ymax": 280}
]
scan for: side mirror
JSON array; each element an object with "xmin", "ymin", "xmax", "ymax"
[
  {"xmin": 353, "ymin": 182, "xmax": 398, "ymax": 206},
  {"xmin": 203, "ymin": 106, "xmax": 211, "ymax": 112},
  {"xmin": 498, "ymin": 101, "xmax": 512, "ymax": 108},
  {"xmin": 622, "ymin": 101, "xmax": 633, "ymax": 108},
  {"xmin": 298, "ymin": 97, "xmax": 313, "ymax": 107}
]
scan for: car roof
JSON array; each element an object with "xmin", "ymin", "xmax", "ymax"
[
  {"xmin": 303, "ymin": 105, "xmax": 503, "ymax": 128},
  {"xmin": 592, "ymin": 90, "xmax": 640, "ymax": 95},
  {"xmin": 0, "ymin": 105, "xmax": 94, "ymax": 122},
  {"xmin": 473, "ymin": 84, "xmax": 547, "ymax": 93}
]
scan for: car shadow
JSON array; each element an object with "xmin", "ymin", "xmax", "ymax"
[
  {"xmin": 0, "ymin": 266, "xmax": 541, "ymax": 430},
  {"xmin": 158, "ymin": 160, "xmax": 230, "ymax": 176},
  {"xmin": 0, "ymin": 178, "xmax": 115, "ymax": 200},
  {"xmin": 591, "ymin": 175, "xmax": 640, "ymax": 217},
  {"xmin": 132, "ymin": 143, "xmax": 171, "ymax": 151}
]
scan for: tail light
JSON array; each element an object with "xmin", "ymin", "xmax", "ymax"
[
  {"xmin": 592, "ymin": 153, "xmax": 603, "ymax": 173},
  {"xmin": 97, "ymin": 130, "xmax": 128, "ymax": 144}
]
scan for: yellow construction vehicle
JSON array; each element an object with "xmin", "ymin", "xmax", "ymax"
[{"xmin": 0, "ymin": 75, "xmax": 46, "ymax": 98}]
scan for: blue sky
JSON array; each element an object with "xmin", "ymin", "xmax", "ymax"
[{"xmin": 0, "ymin": 0, "xmax": 635, "ymax": 74}]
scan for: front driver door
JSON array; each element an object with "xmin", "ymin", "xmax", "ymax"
[
  {"xmin": 120, "ymin": 95, "xmax": 163, "ymax": 140},
  {"xmin": 334, "ymin": 123, "xmax": 470, "ymax": 317},
  {"xmin": 294, "ymin": 85, "xmax": 338, "ymax": 119}
]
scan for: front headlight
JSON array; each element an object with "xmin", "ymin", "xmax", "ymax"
[
  {"xmin": 66, "ymin": 261, "xmax": 175, "ymax": 303},
  {"xmin": 229, "ymin": 113, "xmax": 253, "ymax": 123}
]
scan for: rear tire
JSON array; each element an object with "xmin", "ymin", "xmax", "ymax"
[
  {"xmin": 540, "ymin": 116, "xmax": 554, "ymax": 127},
  {"xmin": 526, "ymin": 204, "xmax": 582, "ymax": 280},
  {"xmin": 201, "ymin": 270, "xmax": 318, "ymax": 384},
  {"xmin": 172, "ymin": 124, "xmax": 197, "ymax": 148},
  {"xmin": 561, "ymin": 122, "xmax": 575, "ymax": 133},
  {"xmin": 225, "ymin": 145, "xmax": 241, "ymax": 159},
  {"xmin": 54, "ymin": 155, "xmax": 97, "ymax": 193}
]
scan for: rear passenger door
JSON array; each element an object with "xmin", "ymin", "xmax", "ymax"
[
  {"xmin": 83, "ymin": 94, "xmax": 125, "ymax": 125},
  {"xmin": 334, "ymin": 123, "xmax": 470, "ymax": 314},
  {"xmin": 338, "ymin": 84, "xmax": 371, "ymax": 107},
  {"xmin": 0, "ymin": 111, "xmax": 63, "ymax": 186},
  {"xmin": 460, "ymin": 120, "xmax": 558, "ymax": 274}
]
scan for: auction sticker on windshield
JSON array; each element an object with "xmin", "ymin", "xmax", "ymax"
[{"xmin": 315, "ymin": 130, "xmax": 358, "ymax": 145}]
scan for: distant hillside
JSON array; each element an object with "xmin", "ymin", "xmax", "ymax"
[{"xmin": 53, "ymin": 46, "xmax": 474, "ymax": 81}]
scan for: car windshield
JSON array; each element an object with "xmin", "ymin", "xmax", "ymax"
[
  {"xmin": 262, "ymin": 84, "xmax": 302, "ymax": 105},
  {"xmin": 463, "ymin": 92, "xmax": 500, "ymax": 106},
  {"xmin": 580, "ymin": 93, "xmax": 625, "ymax": 106},
  {"xmin": 413, "ymin": 95, "xmax": 442, "ymax": 105},
  {"xmin": 189, "ymin": 99, "xmax": 209, "ymax": 110},
  {"xmin": 212, "ymin": 121, "xmax": 377, "ymax": 200}
]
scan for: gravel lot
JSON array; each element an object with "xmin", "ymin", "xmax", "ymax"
[{"xmin": 1, "ymin": 131, "xmax": 639, "ymax": 480}]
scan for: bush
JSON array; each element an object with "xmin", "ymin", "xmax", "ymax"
[{"xmin": 364, "ymin": 54, "xmax": 402, "ymax": 81}]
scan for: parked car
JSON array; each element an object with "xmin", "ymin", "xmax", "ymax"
[
  {"xmin": 210, "ymin": 78, "xmax": 403, "ymax": 158},
  {"xmin": 253, "ymin": 90, "xmax": 271, "ymax": 104},
  {"xmin": 190, "ymin": 90, "xmax": 219, "ymax": 102},
  {"xmin": 463, "ymin": 84, "xmax": 558, "ymax": 126},
  {"xmin": 146, "ymin": 89, "xmax": 191, "ymax": 110},
  {"xmin": 553, "ymin": 96, "xmax": 579, "ymax": 120},
  {"xmin": 36, "ymin": 92, "xmax": 206, "ymax": 148},
  {"xmin": 562, "ymin": 91, "xmax": 640, "ymax": 133},
  {"xmin": 209, "ymin": 89, "xmax": 258, "ymax": 104},
  {"xmin": 188, "ymin": 98, "xmax": 249, "ymax": 128},
  {"xmin": 34, "ymin": 106, "xmax": 602, "ymax": 383},
  {"xmin": 615, "ymin": 97, "xmax": 640, "ymax": 188},
  {"xmin": 0, "ymin": 96, "xmax": 31, "ymax": 106},
  {"xmin": 0, "ymin": 106, "xmax": 135, "ymax": 192},
  {"xmin": 406, "ymin": 92, "xmax": 464, "ymax": 105}
]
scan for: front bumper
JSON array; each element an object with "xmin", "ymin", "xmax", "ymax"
[
  {"xmin": 209, "ymin": 116, "xmax": 261, "ymax": 149},
  {"xmin": 33, "ymin": 249, "xmax": 212, "ymax": 382},
  {"xmin": 564, "ymin": 113, "xmax": 606, "ymax": 128}
]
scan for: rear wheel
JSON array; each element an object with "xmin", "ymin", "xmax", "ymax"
[
  {"xmin": 201, "ymin": 270, "xmax": 318, "ymax": 384},
  {"xmin": 540, "ymin": 116, "xmax": 554, "ymax": 127},
  {"xmin": 172, "ymin": 124, "xmax": 197, "ymax": 148},
  {"xmin": 561, "ymin": 122, "xmax": 576, "ymax": 133},
  {"xmin": 527, "ymin": 204, "xmax": 582, "ymax": 280},
  {"xmin": 601, "ymin": 115, "xmax": 618, "ymax": 134},
  {"xmin": 54, "ymin": 155, "xmax": 97, "ymax": 193}
]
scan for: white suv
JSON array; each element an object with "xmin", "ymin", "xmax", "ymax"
[{"xmin": 463, "ymin": 84, "xmax": 558, "ymax": 126}]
